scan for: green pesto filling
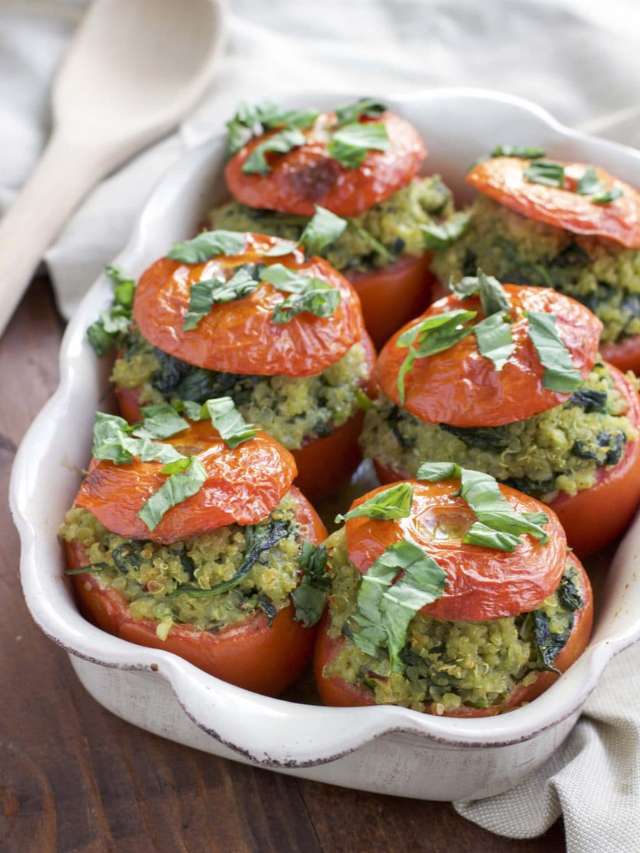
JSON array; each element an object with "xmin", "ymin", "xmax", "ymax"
[
  {"xmin": 432, "ymin": 195, "xmax": 640, "ymax": 344},
  {"xmin": 209, "ymin": 176, "xmax": 454, "ymax": 273},
  {"xmin": 360, "ymin": 363, "xmax": 637, "ymax": 498},
  {"xmin": 59, "ymin": 496, "xmax": 303, "ymax": 639},
  {"xmin": 323, "ymin": 530, "xmax": 582, "ymax": 713},
  {"xmin": 111, "ymin": 330, "xmax": 368, "ymax": 450}
]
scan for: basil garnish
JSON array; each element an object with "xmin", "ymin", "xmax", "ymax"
[
  {"xmin": 524, "ymin": 160, "xmax": 565, "ymax": 188},
  {"xmin": 169, "ymin": 230, "xmax": 246, "ymax": 264},
  {"xmin": 334, "ymin": 97, "xmax": 387, "ymax": 127},
  {"xmin": 242, "ymin": 128, "xmax": 306, "ymax": 176},
  {"xmin": 491, "ymin": 145, "xmax": 546, "ymax": 159},
  {"xmin": 576, "ymin": 166, "xmax": 602, "ymax": 196},
  {"xmin": 87, "ymin": 266, "xmax": 135, "ymax": 356},
  {"xmin": 299, "ymin": 206, "xmax": 347, "ymax": 255},
  {"xmin": 417, "ymin": 462, "xmax": 549, "ymax": 552},
  {"xmin": 225, "ymin": 102, "xmax": 318, "ymax": 157},
  {"xmin": 260, "ymin": 264, "xmax": 341, "ymax": 323},
  {"xmin": 349, "ymin": 538, "xmax": 446, "ymax": 670},
  {"xmin": 328, "ymin": 121, "xmax": 389, "ymax": 168},
  {"xmin": 395, "ymin": 309, "xmax": 477, "ymax": 403},
  {"xmin": 138, "ymin": 457, "xmax": 208, "ymax": 531},
  {"xmin": 592, "ymin": 187, "xmax": 622, "ymax": 205},
  {"xmin": 292, "ymin": 542, "xmax": 330, "ymax": 627},
  {"xmin": 452, "ymin": 270, "xmax": 511, "ymax": 316},
  {"xmin": 335, "ymin": 482, "xmax": 413, "ymax": 523},
  {"xmin": 473, "ymin": 312, "xmax": 515, "ymax": 371},
  {"xmin": 526, "ymin": 310, "xmax": 582, "ymax": 392},
  {"xmin": 183, "ymin": 266, "xmax": 260, "ymax": 331},
  {"xmin": 205, "ymin": 397, "xmax": 257, "ymax": 448},
  {"xmin": 422, "ymin": 211, "xmax": 471, "ymax": 250},
  {"xmin": 133, "ymin": 403, "xmax": 189, "ymax": 440},
  {"xmin": 92, "ymin": 412, "xmax": 184, "ymax": 466}
]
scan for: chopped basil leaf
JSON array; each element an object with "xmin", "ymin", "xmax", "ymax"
[
  {"xmin": 592, "ymin": 186, "xmax": 623, "ymax": 205},
  {"xmin": 299, "ymin": 206, "xmax": 347, "ymax": 255},
  {"xmin": 262, "ymin": 239, "xmax": 299, "ymax": 257},
  {"xmin": 138, "ymin": 457, "xmax": 207, "ymax": 531},
  {"xmin": 576, "ymin": 166, "xmax": 602, "ymax": 196},
  {"xmin": 205, "ymin": 397, "xmax": 257, "ymax": 448},
  {"xmin": 491, "ymin": 145, "xmax": 546, "ymax": 159},
  {"xmin": 292, "ymin": 542, "xmax": 330, "ymax": 627},
  {"xmin": 242, "ymin": 128, "xmax": 306, "ymax": 175},
  {"xmin": 168, "ymin": 230, "xmax": 246, "ymax": 264},
  {"xmin": 182, "ymin": 399, "xmax": 207, "ymax": 421},
  {"xmin": 334, "ymin": 97, "xmax": 387, "ymax": 127},
  {"xmin": 133, "ymin": 403, "xmax": 189, "ymax": 440},
  {"xmin": 328, "ymin": 121, "xmax": 389, "ymax": 168},
  {"xmin": 395, "ymin": 309, "xmax": 477, "ymax": 404},
  {"xmin": 260, "ymin": 263, "xmax": 341, "ymax": 323},
  {"xmin": 349, "ymin": 538, "xmax": 446, "ymax": 670},
  {"xmin": 225, "ymin": 102, "xmax": 318, "ymax": 157},
  {"xmin": 524, "ymin": 160, "xmax": 565, "ymax": 188},
  {"xmin": 453, "ymin": 270, "xmax": 511, "ymax": 316},
  {"xmin": 161, "ymin": 457, "xmax": 193, "ymax": 475},
  {"xmin": 474, "ymin": 311, "xmax": 515, "ymax": 371},
  {"xmin": 526, "ymin": 310, "xmax": 582, "ymax": 392},
  {"xmin": 355, "ymin": 387, "xmax": 373, "ymax": 411},
  {"xmin": 335, "ymin": 482, "xmax": 413, "ymax": 523},
  {"xmin": 416, "ymin": 463, "xmax": 549, "ymax": 550},
  {"xmin": 183, "ymin": 266, "xmax": 260, "ymax": 330},
  {"xmin": 422, "ymin": 211, "xmax": 471, "ymax": 250},
  {"xmin": 92, "ymin": 412, "xmax": 184, "ymax": 466},
  {"xmin": 87, "ymin": 266, "xmax": 136, "ymax": 356}
]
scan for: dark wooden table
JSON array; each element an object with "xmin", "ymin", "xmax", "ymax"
[{"xmin": 0, "ymin": 279, "xmax": 566, "ymax": 853}]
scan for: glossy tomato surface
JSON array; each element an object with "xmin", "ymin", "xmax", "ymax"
[
  {"xmin": 467, "ymin": 157, "xmax": 640, "ymax": 249},
  {"xmin": 225, "ymin": 111, "xmax": 426, "ymax": 218},
  {"xmin": 345, "ymin": 480, "xmax": 567, "ymax": 622},
  {"xmin": 75, "ymin": 420, "xmax": 296, "ymax": 544},
  {"xmin": 550, "ymin": 365, "xmax": 640, "ymax": 556},
  {"xmin": 314, "ymin": 554, "xmax": 592, "ymax": 716},
  {"xmin": 134, "ymin": 233, "xmax": 365, "ymax": 378},
  {"xmin": 347, "ymin": 253, "xmax": 435, "ymax": 349},
  {"xmin": 376, "ymin": 284, "xmax": 601, "ymax": 427},
  {"xmin": 66, "ymin": 487, "xmax": 326, "ymax": 696},
  {"xmin": 601, "ymin": 334, "xmax": 640, "ymax": 374}
]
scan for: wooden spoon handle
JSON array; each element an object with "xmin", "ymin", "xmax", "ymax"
[{"xmin": 0, "ymin": 131, "xmax": 116, "ymax": 335}]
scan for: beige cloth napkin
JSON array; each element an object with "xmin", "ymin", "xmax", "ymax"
[{"xmin": 3, "ymin": 2, "xmax": 640, "ymax": 849}]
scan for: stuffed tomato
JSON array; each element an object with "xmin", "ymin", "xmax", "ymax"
[
  {"xmin": 60, "ymin": 404, "xmax": 330, "ymax": 696},
  {"xmin": 209, "ymin": 98, "xmax": 460, "ymax": 346},
  {"xmin": 360, "ymin": 276, "xmax": 640, "ymax": 556},
  {"xmin": 432, "ymin": 148, "xmax": 640, "ymax": 371},
  {"xmin": 314, "ymin": 472, "xmax": 593, "ymax": 716},
  {"xmin": 91, "ymin": 232, "xmax": 374, "ymax": 500}
]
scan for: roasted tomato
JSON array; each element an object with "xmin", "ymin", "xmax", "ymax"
[
  {"xmin": 66, "ymin": 487, "xmax": 326, "ymax": 697},
  {"xmin": 376, "ymin": 285, "xmax": 601, "ymax": 427},
  {"xmin": 375, "ymin": 365, "xmax": 640, "ymax": 558},
  {"xmin": 347, "ymin": 253, "xmax": 435, "ymax": 348},
  {"xmin": 345, "ymin": 480, "xmax": 567, "ymax": 621},
  {"xmin": 314, "ymin": 554, "xmax": 593, "ymax": 716},
  {"xmin": 225, "ymin": 111, "xmax": 426, "ymax": 218},
  {"xmin": 75, "ymin": 420, "xmax": 296, "ymax": 545},
  {"xmin": 601, "ymin": 335, "xmax": 640, "ymax": 374},
  {"xmin": 134, "ymin": 234, "xmax": 365, "ymax": 378},
  {"xmin": 467, "ymin": 157, "xmax": 640, "ymax": 249}
]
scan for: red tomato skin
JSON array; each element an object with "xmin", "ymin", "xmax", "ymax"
[
  {"xmin": 550, "ymin": 366, "xmax": 640, "ymax": 556},
  {"xmin": 344, "ymin": 480, "xmax": 567, "ymax": 622},
  {"xmin": 376, "ymin": 284, "xmax": 601, "ymax": 427},
  {"xmin": 225, "ymin": 112, "xmax": 426, "ymax": 218},
  {"xmin": 75, "ymin": 420, "xmax": 297, "ymax": 545},
  {"xmin": 314, "ymin": 554, "xmax": 592, "ymax": 715},
  {"xmin": 347, "ymin": 254, "xmax": 435, "ymax": 349},
  {"xmin": 66, "ymin": 487, "xmax": 327, "ymax": 697},
  {"xmin": 467, "ymin": 157, "xmax": 640, "ymax": 249},
  {"xmin": 601, "ymin": 335, "xmax": 640, "ymax": 374},
  {"xmin": 133, "ymin": 234, "xmax": 365, "ymax": 378}
]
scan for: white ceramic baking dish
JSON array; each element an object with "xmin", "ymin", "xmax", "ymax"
[{"xmin": 11, "ymin": 88, "xmax": 640, "ymax": 802}]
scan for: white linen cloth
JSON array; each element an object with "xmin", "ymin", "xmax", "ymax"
[{"xmin": 3, "ymin": 1, "xmax": 640, "ymax": 849}]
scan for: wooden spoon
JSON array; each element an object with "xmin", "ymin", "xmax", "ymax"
[{"xmin": 0, "ymin": 0, "xmax": 226, "ymax": 336}]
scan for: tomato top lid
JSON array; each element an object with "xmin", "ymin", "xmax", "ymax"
[
  {"xmin": 133, "ymin": 232, "xmax": 365, "ymax": 378},
  {"xmin": 224, "ymin": 101, "xmax": 426, "ymax": 218},
  {"xmin": 467, "ymin": 155, "xmax": 640, "ymax": 249},
  {"xmin": 376, "ymin": 282, "xmax": 601, "ymax": 427},
  {"xmin": 344, "ymin": 478, "xmax": 567, "ymax": 622},
  {"xmin": 75, "ymin": 418, "xmax": 297, "ymax": 544}
]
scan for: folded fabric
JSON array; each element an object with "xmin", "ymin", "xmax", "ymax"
[{"xmin": 4, "ymin": 2, "xmax": 640, "ymax": 850}]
